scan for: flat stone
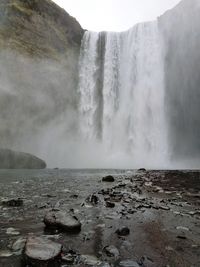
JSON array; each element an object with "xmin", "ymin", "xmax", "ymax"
[
  {"xmin": 97, "ymin": 263, "xmax": 111, "ymax": 267},
  {"xmin": 23, "ymin": 235, "xmax": 62, "ymax": 265},
  {"xmin": 81, "ymin": 255, "xmax": 101, "ymax": 265},
  {"xmin": 159, "ymin": 205, "xmax": 170, "ymax": 211},
  {"xmin": 117, "ymin": 260, "xmax": 140, "ymax": 267},
  {"xmin": 176, "ymin": 226, "xmax": 189, "ymax": 231},
  {"xmin": 0, "ymin": 250, "xmax": 13, "ymax": 257},
  {"xmin": 6, "ymin": 227, "xmax": 20, "ymax": 236},
  {"xmin": 44, "ymin": 211, "xmax": 81, "ymax": 232}
]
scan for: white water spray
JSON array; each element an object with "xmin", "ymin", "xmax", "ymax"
[{"xmin": 78, "ymin": 21, "xmax": 168, "ymax": 168}]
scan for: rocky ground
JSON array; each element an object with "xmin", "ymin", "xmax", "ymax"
[{"xmin": 0, "ymin": 169, "xmax": 200, "ymax": 267}]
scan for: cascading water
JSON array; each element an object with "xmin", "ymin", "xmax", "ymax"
[
  {"xmin": 78, "ymin": 31, "xmax": 100, "ymax": 139},
  {"xmin": 78, "ymin": 21, "xmax": 168, "ymax": 168}
]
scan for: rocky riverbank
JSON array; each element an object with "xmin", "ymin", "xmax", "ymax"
[{"xmin": 0, "ymin": 169, "xmax": 199, "ymax": 267}]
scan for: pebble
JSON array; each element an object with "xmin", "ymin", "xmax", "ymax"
[
  {"xmin": 103, "ymin": 245, "xmax": 120, "ymax": 258},
  {"xmin": 176, "ymin": 226, "xmax": 189, "ymax": 231},
  {"xmin": 81, "ymin": 254, "xmax": 101, "ymax": 265},
  {"xmin": 116, "ymin": 226, "xmax": 130, "ymax": 236},
  {"xmin": 106, "ymin": 201, "xmax": 115, "ymax": 208}
]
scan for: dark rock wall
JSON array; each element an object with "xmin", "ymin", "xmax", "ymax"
[{"xmin": 159, "ymin": 0, "xmax": 200, "ymax": 159}]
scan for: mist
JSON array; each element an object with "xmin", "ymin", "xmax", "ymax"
[{"xmin": 0, "ymin": 49, "xmax": 80, "ymax": 167}]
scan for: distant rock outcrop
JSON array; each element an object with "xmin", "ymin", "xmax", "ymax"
[{"xmin": 0, "ymin": 149, "xmax": 46, "ymax": 169}]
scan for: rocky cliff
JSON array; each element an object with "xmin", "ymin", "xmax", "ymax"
[
  {"xmin": 0, "ymin": 0, "xmax": 84, "ymax": 167},
  {"xmin": 0, "ymin": 0, "xmax": 84, "ymax": 57}
]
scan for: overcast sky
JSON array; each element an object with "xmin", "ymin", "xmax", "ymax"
[{"xmin": 53, "ymin": 0, "xmax": 181, "ymax": 31}]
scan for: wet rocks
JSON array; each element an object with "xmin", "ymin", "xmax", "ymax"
[
  {"xmin": 61, "ymin": 249, "xmax": 79, "ymax": 264},
  {"xmin": 86, "ymin": 194, "xmax": 99, "ymax": 205},
  {"xmin": 81, "ymin": 254, "xmax": 101, "ymax": 265},
  {"xmin": 23, "ymin": 235, "xmax": 62, "ymax": 266},
  {"xmin": 2, "ymin": 198, "xmax": 23, "ymax": 207},
  {"xmin": 138, "ymin": 256, "xmax": 154, "ymax": 266},
  {"xmin": 103, "ymin": 245, "xmax": 120, "ymax": 258},
  {"xmin": 6, "ymin": 227, "xmax": 20, "ymax": 236},
  {"xmin": 116, "ymin": 227, "xmax": 130, "ymax": 236},
  {"xmin": 44, "ymin": 211, "xmax": 81, "ymax": 232},
  {"xmin": 102, "ymin": 175, "xmax": 115, "ymax": 182},
  {"xmin": 106, "ymin": 201, "xmax": 115, "ymax": 208},
  {"xmin": 0, "ymin": 250, "xmax": 13, "ymax": 257},
  {"xmin": 11, "ymin": 237, "xmax": 26, "ymax": 255}
]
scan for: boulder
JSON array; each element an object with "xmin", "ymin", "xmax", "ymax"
[
  {"xmin": 44, "ymin": 211, "xmax": 81, "ymax": 233},
  {"xmin": 23, "ymin": 236, "xmax": 62, "ymax": 266},
  {"xmin": 102, "ymin": 175, "xmax": 115, "ymax": 182}
]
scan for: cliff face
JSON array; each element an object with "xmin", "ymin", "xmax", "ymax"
[
  {"xmin": 0, "ymin": 0, "xmax": 84, "ymax": 57},
  {"xmin": 159, "ymin": 0, "xmax": 200, "ymax": 159},
  {"xmin": 0, "ymin": 0, "xmax": 84, "ymax": 166}
]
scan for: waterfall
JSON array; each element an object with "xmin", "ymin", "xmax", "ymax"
[
  {"xmin": 78, "ymin": 21, "xmax": 168, "ymax": 168},
  {"xmin": 78, "ymin": 31, "xmax": 100, "ymax": 139}
]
